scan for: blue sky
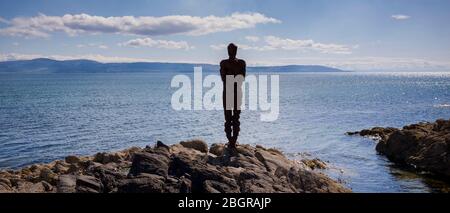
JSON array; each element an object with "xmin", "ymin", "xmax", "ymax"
[{"xmin": 0, "ymin": 0, "xmax": 449, "ymax": 71}]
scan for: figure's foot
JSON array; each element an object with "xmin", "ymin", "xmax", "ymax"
[
  {"xmin": 225, "ymin": 141, "xmax": 238, "ymax": 156},
  {"xmin": 227, "ymin": 141, "xmax": 236, "ymax": 148},
  {"xmin": 227, "ymin": 138, "xmax": 238, "ymax": 149}
]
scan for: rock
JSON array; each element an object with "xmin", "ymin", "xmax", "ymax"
[
  {"xmin": 156, "ymin": 140, "xmax": 170, "ymax": 150},
  {"xmin": 129, "ymin": 151, "xmax": 170, "ymax": 177},
  {"xmin": 209, "ymin": 143, "xmax": 225, "ymax": 156},
  {"xmin": 76, "ymin": 175, "xmax": 103, "ymax": 193},
  {"xmin": 57, "ymin": 175, "xmax": 76, "ymax": 193},
  {"xmin": 16, "ymin": 181, "xmax": 36, "ymax": 193},
  {"xmin": 301, "ymin": 158, "xmax": 327, "ymax": 170},
  {"xmin": 0, "ymin": 178, "xmax": 11, "ymax": 187},
  {"xmin": 67, "ymin": 164, "xmax": 81, "ymax": 174},
  {"xmin": 65, "ymin": 155, "xmax": 80, "ymax": 164},
  {"xmin": 94, "ymin": 152, "xmax": 123, "ymax": 164},
  {"xmin": 347, "ymin": 127, "xmax": 398, "ymax": 141},
  {"xmin": 204, "ymin": 179, "xmax": 240, "ymax": 193},
  {"xmin": 350, "ymin": 119, "xmax": 450, "ymax": 179},
  {"xmin": 0, "ymin": 181, "xmax": 13, "ymax": 193},
  {"xmin": 39, "ymin": 167, "xmax": 58, "ymax": 184},
  {"xmin": 287, "ymin": 168, "xmax": 350, "ymax": 193},
  {"xmin": 41, "ymin": 181, "xmax": 54, "ymax": 192},
  {"xmin": 117, "ymin": 175, "xmax": 165, "ymax": 193},
  {"xmin": 0, "ymin": 141, "xmax": 350, "ymax": 193},
  {"xmin": 180, "ymin": 140, "xmax": 208, "ymax": 153},
  {"xmin": 52, "ymin": 161, "xmax": 69, "ymax": 174},
  {"xmin": 255, "ymin": 147, "xmax": 295, "ymax": 174}
]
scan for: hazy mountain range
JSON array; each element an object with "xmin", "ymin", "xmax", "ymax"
[{"xmin": 0, "ymin": 58, "xmax": 346, "ymax": 73}]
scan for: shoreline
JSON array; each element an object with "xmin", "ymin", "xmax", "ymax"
[
  {"xmin": 347, "ymin": 119, "xmax": 450, "ymax": 183},
  {"xmin": 0, "ymin": 140, "xmax": 350, "ymax": 193}
]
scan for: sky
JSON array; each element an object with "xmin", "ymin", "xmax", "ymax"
[{"xmin": 0, "ymin": 0, "xmax": 449, "ymax": 71}]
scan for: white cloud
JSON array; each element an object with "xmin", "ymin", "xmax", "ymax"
[
  {"xmin": 0, "ymin": 13, "xmax": 280, "ymax": 38},
  {"xmin": 211, "ymin": 36, "xmax": 354, "ymax": 54},
  {"xmin": 209, "ymin": 44, "xmax": 227, "ymax": 50},
  {"xmin": 391, "ymin": 14, "xmax": 410, "ymax": 20},
  {"xmin": 210, "ymin": 43, "xmax": 273, "ymax": 51},
  {"xmin": 120, "ymin": 37, "xmax": 192, "ymax": 50},
  {"xmin": 245, "ymin": 36, "xmax": 260, "ymax": 42},
  {"xmin": 264, "ymin": 36, "xmax": 353, "ymax": 54},
  {"xmin": 77, "ymin": 43, "xmax": 109, "ymax": 49}
]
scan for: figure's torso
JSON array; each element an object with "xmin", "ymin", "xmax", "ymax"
[{"xmin": 220, "ymin": 58, "xmax": 246, "ymax": 77}]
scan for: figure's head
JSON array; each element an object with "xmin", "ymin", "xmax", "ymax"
[{"xmin": 227, "ymin": 43, "xmax": 237, "ymax": 59}]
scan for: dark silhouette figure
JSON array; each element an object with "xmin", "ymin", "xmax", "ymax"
[{"xmin": 220, "ymin": 43, "xmax": 246, "ymax": 148}]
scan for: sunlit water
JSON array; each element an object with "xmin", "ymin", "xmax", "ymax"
[{"xmin": 1, "ymin": 71, "xmax": 450, "ymax": 192}]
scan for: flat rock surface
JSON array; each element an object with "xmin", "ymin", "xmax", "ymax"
[{"xmin": 0, "ymin": 140, "xmax": 350, "ymax": 193}]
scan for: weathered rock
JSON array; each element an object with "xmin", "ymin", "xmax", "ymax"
[
  {"xmin": 94, "ymin": 152, "xmax": 123, "ymax": 164},
  {"xmin": 180, "ymin": 140, "xmax": 209, "ymax": 153},
  {"xmin": 39, "ymin": 167, "xmax": 58, "ymax": 184},
  {"xmin": 57, "ymin": 175, "xmax": 76, "ymax": 193},
  {"xmin": 301, "ymin": 158, "xmax": 327, "ymax": 170},
  {"xmin": 117, "ymin": 175, "xmax": 165, "ymax": 193},
  {"xmin": 129, "ymin": 148, "xmax": 170, "ymax": 177},
  {"xmin": 0, "ymin": 181, "xmax": 13, "ymax": 192},
  {"xmin": 209, "ymin": 144, "xmax": 224, "ymax": 156},
  {"xmin": 76, "ymin": 175, "xmax": 103, "ymax": 193},
  {"xmin": 52, "ymin": 161, "xmax": 70, "ymax": 174},
  {"xmin": 0, "ymin": 178, "xmax": 11, "ymax": 187},
  {"xmin": 65, "ymin": 155, "xmax": 81, "ymax": 164},
  {"xmin": 287, "ymin": 168, "xmax": 349, "ymax": 193},
  {"xmin": 0, "ymin": 140, "xmax": 350, "ymax": 193},
  {"xmin": 350, "ymin": 119, "xmax": 450, "ymax": 179}
]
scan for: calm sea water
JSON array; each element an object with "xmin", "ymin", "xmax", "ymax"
[{"xmin": 1, "ymin": 71, "xmax": 450, "ymax": 192}]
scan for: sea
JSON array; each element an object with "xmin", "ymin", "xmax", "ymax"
[{"xmin": 1, "ymin": 71, "xmax": 449, "ymax": 192}]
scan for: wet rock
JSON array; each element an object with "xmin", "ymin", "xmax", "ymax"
[{"xmin": 301, "ymin": 158, "xmax": 327, "ymax": 170}]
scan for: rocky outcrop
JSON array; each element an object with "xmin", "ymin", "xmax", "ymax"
[
  {"xmin": 347, "ymin": 119, "xmax": 450, "ymax": 178},
  {"xmin": 0, "ymin": 140, "xmax": 350, "ymax": 193}
]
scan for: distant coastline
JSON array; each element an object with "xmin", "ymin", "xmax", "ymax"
[{"xmin": 0, "ymin": 58, "xmax": 347, "ymax": 73}]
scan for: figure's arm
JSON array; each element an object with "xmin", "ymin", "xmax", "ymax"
[
  {"xmin": 242, "ymin": 60, "xmax": 246, "ymax": 77},
  {"xmin": 220, "ymin": 60, "xmax": 226, "ymax": 81}
]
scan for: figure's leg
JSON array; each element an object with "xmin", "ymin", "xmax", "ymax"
[
  {"xmin": 224, "ymin": 110, "xmax": 233, "ymax": 142},
  {"xmin": 231, "ymin": 110, "xmax": 241, "ymax": 144}
]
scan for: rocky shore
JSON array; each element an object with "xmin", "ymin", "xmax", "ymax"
[
  {"xmin": 347, "ymin": 119, "xmax": 450, "ymax": 179},
  {"xmin": 0, "ymin": 140, "xmax": 350, "ymax": 193}
]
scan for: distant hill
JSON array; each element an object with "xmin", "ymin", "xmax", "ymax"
[{"xmin": 0, "ymin": 58, "xmax": 346, "ymax": 73}]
